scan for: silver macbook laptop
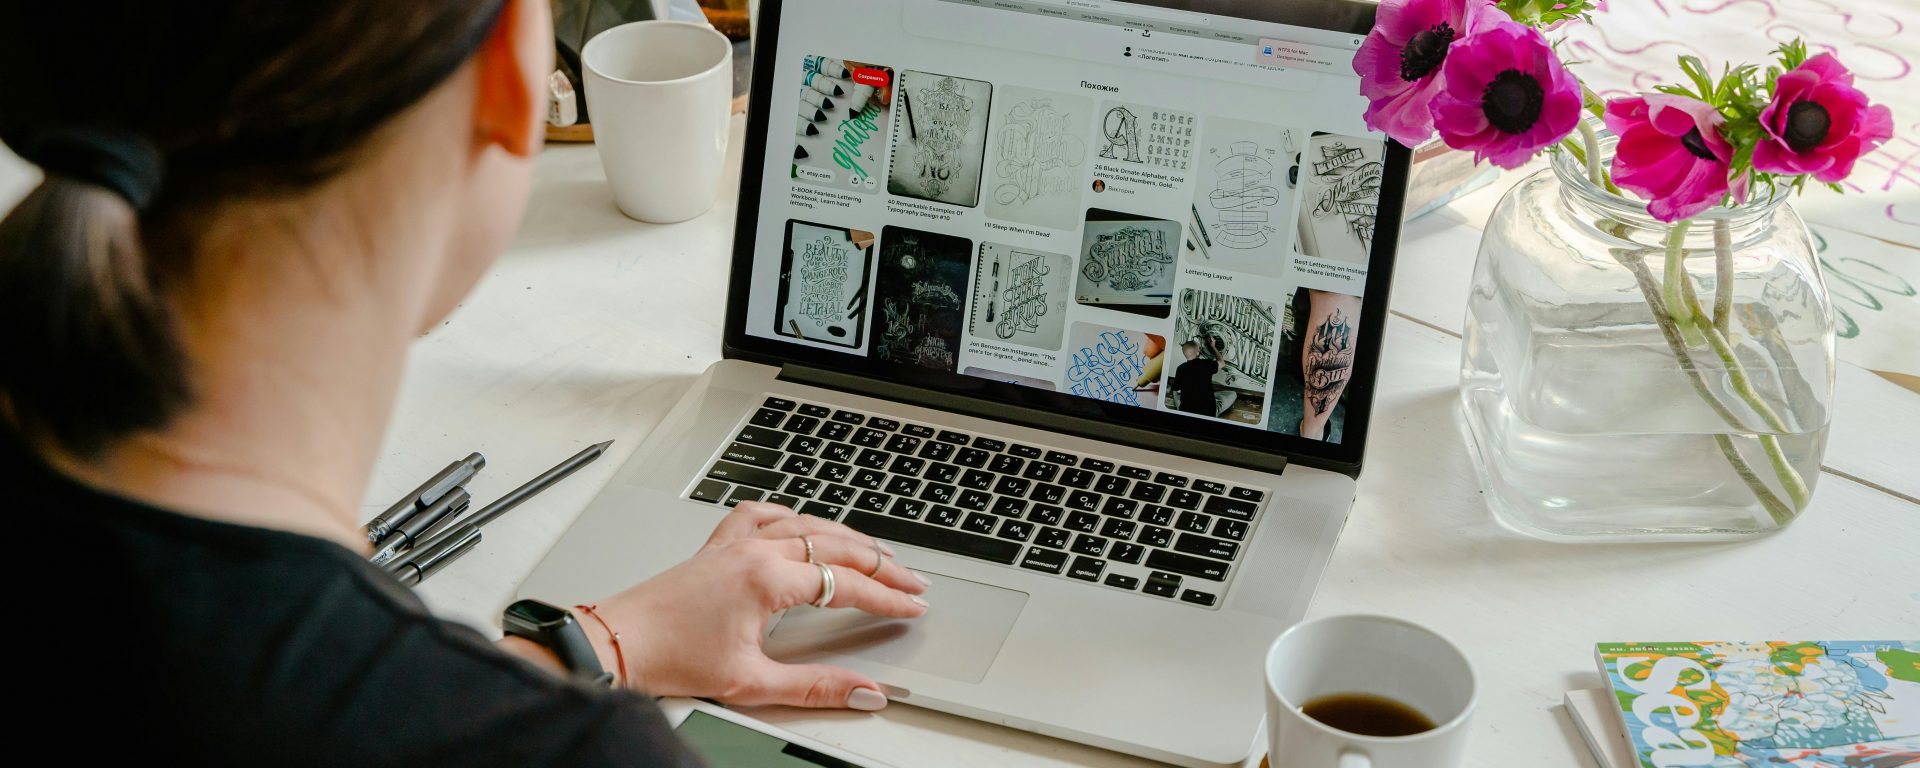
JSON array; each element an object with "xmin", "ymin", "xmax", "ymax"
[{"xmin": 521, "ymin": 1, "xmax": 1408, "ymax": 764}]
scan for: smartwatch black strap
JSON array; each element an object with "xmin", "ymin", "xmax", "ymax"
[{"xmin": 503, "ymin": 599, "xmax": 613, "ymax": 687}]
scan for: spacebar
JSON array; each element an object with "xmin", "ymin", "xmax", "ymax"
[{"xmin": 841, "ymin": 512, "xmax": 1022, "ymax": 565}]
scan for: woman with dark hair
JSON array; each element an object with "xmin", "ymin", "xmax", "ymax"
[{"xmin": 0, "ymin": 1, "xmax": 927, "ymax": 762}]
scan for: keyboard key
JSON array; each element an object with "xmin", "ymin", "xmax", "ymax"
[
  {"xmin": 919, "ymin": 483, "xmax": 957, "ymax": 505},
  {"xmin": 1144, "ymin": 571, "xmax": 1181, "ymax": 598},
  {"xmin": 988, "ymin": 454, "xmax": 1025, "ymax": 475},
  {"xmin": 1213, "ymin": 518, "xmax": 1248, "ymax": 541},
  {"xmin": 763, "ymin": 396, "xmax": 797, "ymax": 411},
  {"xmin": 822, "ymin": 442, "xmax": 856, "ymax": 463},
  {"xmin": 918, "ymin": 441, "xmax": 956, "ymax": 462},
  {"xmin": 962, "ymin": 512, "xmax": 998, "ymax": 535},
  {"xmin": 1059, "ymin": 468, "xmax": 1096, "ymax": 489},
  {"xmin": 1154, "ymin": 472, "xmax": 1188, "ymax": 488},
  {"xmin": 1034, "ymin": 526, "xmax": 1073, "ymax": 550},
  {"xmin": 1064, "ymin": 511, "xmax": 1100, "ymax": 533},
  {"xmin": 690, "ymin": 479, "xmax": 728, "ymax": 503},
  {"xmin": 956, "ymin": 489, "xmax": 992, "ymax": 511},
  {"xmin": 852, "ymin": 428, "xmax": 887, "ymax": 448},
  {"xmin": 1100, "ymin": 518, "xmax": 1137, "ymax": 540},
  {"xmin": 1230, "ymin": 487, "xmax": 1265, "ymax": 502},
  {"xmin": 928, "ymin": 505, "xmax": 962, "ymax": 527},
  {"xmin": 1094, "ymin": 475, "xmax": 1129, "ymax": 496},
  {"xmin": 721, "ymin": 442, "xmax": 781, "ymax": 468},
  {"xmin": 1030, "ymin": 483, "xmax": 1065, "ymax": 505},
  {"xmin": 1146, "ymin": 550, "xmax": 1229, "ymax": 581},
  {"xmin": 1167, "ymin": 489, "xmax": 1203, "ymax": 510},
  {"xmin": 889, "ymin": 498, "xmax": 927, "ymax": 520},
  {"xmin": 787, "ymin": 435, "xmax": 823, "ymax": 457},
  {"xmin": 884, "ymin": 434, "xmax": 922, "ymax": 454},
  {"xmin": 851, "ymin": 468, "xmax": 886, "ymax": 490},
  {"xmin": 1204, "ymin": 494, "xmax": 1258, "ymax": 521},
  {"xmin": 937, "ymin": 429, "xmax": 970, "ymax": 444},
  {"xmin": 868, "ymin": 417, "xmax": 900, "ymax": 431},
  {"xmin": 817, "ymin": 462, "xmax": 852, "ymax": 483},
  {"xmin": 1110, "ymin": 542, "xmax": 1146, "ymax": 564},
  {"xmin": 888, "ymin": 455, "xmax": 926, "ymax": 477},
  {"xmin": 1175, "ymin": 533, "xmax": 1239, "ymax": 561},
  {"xmin": 799, "ymin": 501, "xmax": 843, "ymax": 519},
  {"xmin": 1180, "ymin": 590, "xmax": 1217, "ymax": 606},
  {"xmin": 1177, "ymin": 511, "xmax": 1211, "ymax": 533},
  {"xmin": 750, "ymin": 408, "xmax": 786, "ymax": 427},
  {"xmin": 959, "ymin": 469, "xmax": 994, "ymax": 491},
  {"xmin": 902, "ymin": 423, "xmax": 935, "ymax": 438},
  {"xmin": 1128, "ymin": 482, "xmax": 1167, "ymax": 503},
  {"xmin": 707, "ymin": 460, "xmax": 786, "ymax": 490},
  {"xmin": 821, "ymin": 484, "xmax": 857, "ymax": 505},
  {"xmin": 780, "ymin": 455, "xmax": 817, "ymax": 475},
  {"xmin": 885, "ymin": 476, "xmax": 920, "ymax": 496},
  {"xmin": 782, "ymin": 414, "xmax": 821, "ymax": 435},
  {"xmin": 1027, "ymin": 504, "xmax": 1064, "ymax": 526},
  {"xmin": 1139, "ymin": 526, "xmax": 1173, "ymax": 547},
  {"xmin": 831, "ymin": 410, "xmax": 865, "ymax": 425},
  {"xmin": 1020, "ymin": 547, "xmax": 1067, "ymax": 574},
  {"xmin": 990, "ymin": 496, "xmax": 1028, "ymax": 518},
  {"xmin": 1007, "ymin": 444, "xmax": 1041, "ymax": 459},
  {"xmin": 783, "ymin": 477, "xmax": 821, "ymax": 498},
  {"xmin": 954, "ymin": 448, "xmax": 991, "ymax": 468},
  {"xmin": 798, "ymin": 403, "xmax": 832, "ymax": 418},
  {"xmin": 1045, "ymin": 450, "xmax": 1078, "ymax": 466},
  {"xmin": 972, "ymin": 437, "xmax": 1006, "ymax": 451},
  {"xmin": 819, "ymin": 422, "xmax": 853, "ymax": 442},
  {"xmin": 998, "ymin": 519, "xmax": 1035, "ymax": 542},
  {"xmin": 1021, "ymin": 461, "xmax": 1060, "ymax": 482},
  {"xmin": 1101, "ymin": 497, "xmax": 1138, "ymax": 519},
  {"xmin": 843, "ymin": 511, "xmax": 1021, "ymax": 565},
  {"xmin": 1104, "ymin": 573, "xmax": 1139, "ymax": 590},
  {"xmin": 1194, "ymin": 480, "xmax": 1226, "ymax": 495},
  {"xmin": 925, "ymin": 462, "xmax": 960, "ymax": 484},
  {"xmin": 1080, "ymin": 458, "xmax": 1115, "ymax": 473},
  {"xmin": 992, "ymin": 476, "xmax": 1031, "ymax": 497},
  {"xmin": 735, "ymin": 425, "xmax": 788, "ymax": 449},
  {"xmin": 1141, "ymin": 504, "xmax": 1174, "ymax": 526},
  {"xmin": 855, "ymin": 449, "xmax": 890, "ymax": 470},
  {"xmin": 1068, "ymin": 556, "xmax": 1105, "ymax": 581},
  {"xmin": 1117, "ymin": 466, "xmax": 1152, "ymax": 480},
  {"xmin": 854, "ymin": 491, "xmax": 891, "ymax": 513},
  {"xmin": 724, "ymin": 486, "xmax": 765, "ymax": 506},
  {"xmin": 1071, "ymin": 534, "xmax": 1108, "ymax": 556},
  {"xmin": 1065, "ymin": 490, "xmax": 1100, "ymax": 511}
]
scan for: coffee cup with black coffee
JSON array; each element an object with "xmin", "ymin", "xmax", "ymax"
[{"xmin": 1264, "ymin": 615, "xmax": 1477, "ymax": 767}]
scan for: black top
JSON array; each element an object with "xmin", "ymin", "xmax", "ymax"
[
  {"xmin": 4, "ymin": 436, "xmax": 701, "ymax": 766},
  {"xmin": 1172, "ymin": 357, "xmax": 1219, "ymax": 415}
]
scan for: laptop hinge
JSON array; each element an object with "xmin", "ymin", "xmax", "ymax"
[{"xmin": 779, "ymin": 363, "xmax": 1288, "ymax": 476}]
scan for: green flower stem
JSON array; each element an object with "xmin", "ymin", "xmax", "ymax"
[
  {"xmin": 1713, "ymin": 219, "xmax": 1733, "ymax": 334},
  {"xmin": 1575, "ymin": 117, "xmax": 1623, "ymax": 195},
  {"xmin": 1662, "ymin": 221, "xmax": 1705, "ymax": 346}
]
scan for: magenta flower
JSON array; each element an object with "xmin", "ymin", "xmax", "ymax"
[
  {"xmin": 1354, "ymin": 0, "xmax": 1505, "ymax": 146},
  {"xmin": 1430, "ymin": 21, "xmax": 1583, "ymax": 169},
  {"xmin": 1752, "ymin": 53, "xmax": 1895, "ymax": 182},
  {"xmin": 1605, "ymin": 94, "xmax": 1737, "ymax": 222}
]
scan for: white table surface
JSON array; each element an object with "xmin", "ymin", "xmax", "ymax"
[{"xmin": 3, "ymin": 116, "xmax": 1914, "ymax": 767}]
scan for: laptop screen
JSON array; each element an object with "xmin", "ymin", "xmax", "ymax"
[{"xmin": 726, "ymin": 0, "xmax": 1406, "ymax": 473}]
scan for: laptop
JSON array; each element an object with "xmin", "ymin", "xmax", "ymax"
[{"xmin": 520, "ymin": 1, "xmax": 1408, "ymax": 764}]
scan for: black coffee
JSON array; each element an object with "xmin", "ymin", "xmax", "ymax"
[{"xmin": 1300, "ymin": 693, "xmax": 1436, "ymax": 737}]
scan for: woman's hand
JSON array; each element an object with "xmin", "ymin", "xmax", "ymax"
[{"xmin": 581, "ymin": 501, "xmax": 929, "ymax": 710}]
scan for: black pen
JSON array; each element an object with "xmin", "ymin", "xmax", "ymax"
[
  {"xmin": 387, "ymin": 440, "xmax": 613, "ymax": 584},
  {"xmin": 368, "ymin": 487, "xmax": 470, "ymax": 566},
  {"xmin": 363, "ymin": 452, "xmax": 485, "ymax": 545}
]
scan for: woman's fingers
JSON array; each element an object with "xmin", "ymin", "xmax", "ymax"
[
  {"xmin": 724, "ymin": 659, "xmax": 891, "ymax": 711},
  {"xmin": 784, "ymin": 533, "xmax": 927, "ymax": 595},
  {"xmin": 752, "ymin": 514, "xmax": 897, "ymax": 558},
  {"xmin": 780, "ymin": 561, "xmax": 928, "ymax": 619},
  {"xmin": 704, "ymin": 501, "xmax": 797, "ymax": 547}
]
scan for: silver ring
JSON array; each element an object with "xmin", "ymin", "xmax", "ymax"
[
  {"xmin": 811, "ymin": 563, "xmax": 836, "ymax": 608},
  {"xmin": 800, "ymin": 535, "xmax": 815, "ymax": 565},
  {"xmin": 866, "ymin": 545, "xmax": 886, "ymax": 577}
]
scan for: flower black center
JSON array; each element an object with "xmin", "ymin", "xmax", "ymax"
[
  {"xmin": 1399, "ymin": 23, "xmax": 1456, "ymax": 82},
  {"xmin": 1679, "ymin": 127, "xmax": 1718, "ymax": 161},
  {"xmin": 1783, "ymin": 100, "xmax": 1831, "ymax": 153},
  {"xmin": 1481, "ymin": 69, "xmax": 1544, "ymax": 134}
]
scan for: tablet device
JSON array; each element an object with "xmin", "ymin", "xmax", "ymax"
[{"xmin": 658, "ymin": 698, "xmax": 901, "ymax": 768}]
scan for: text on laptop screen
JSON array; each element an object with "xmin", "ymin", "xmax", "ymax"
[{"xmin": 742, "ymin": 0, "xmax": 1386, "ymax": 446}]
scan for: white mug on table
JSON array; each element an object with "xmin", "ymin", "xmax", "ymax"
[
  {"xmin": 582, "ymin": 20, "xmax": 732, "ymax": 224},
  {"xmin": 1265, "ymin": 615, "xmax": 1477, "ymax": 768}
]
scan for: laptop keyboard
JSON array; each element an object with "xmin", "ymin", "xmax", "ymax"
[{"xmin": 684, "ymin": 395, "xmax": 1269, "ymax": 609}]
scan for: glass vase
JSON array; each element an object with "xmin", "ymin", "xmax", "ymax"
[{"xmin": 1460, "ymin": 138, "xmax": 1835, "ymax": 541}]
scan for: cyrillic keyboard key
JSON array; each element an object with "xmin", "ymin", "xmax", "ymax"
[
  {"xmin": 1068, "ymin": 556, "xmax": 1105, "ymax": 581},
  {"xmin": 960, "ymin": 469, "xmax": 994, "ymax": 490},
  {"xmin": 1177, "ymin": 511, "xmax": 1211, "ymax": 533},
  {"xmin": 1146, "ymin": 549, "xmax": 1229, "ymax": 581},
  {"xmin": 962, "ymin": 512, "xmax": 997, "ymax": 534},
  {"xmin": 855, "ymin": 449, "xmax": 889, "ymax": 470},
  {"xmin": 1142, "ymin": 505, "xmax": 1175, "ymax": 526},
  {"xmin": 919, "ymin": 483, "xmax": 957, "ymax": 504},
  {"xmin": 1036, "ymin": 526, "xmax": 1071, "ymax": 549},
  {"xmin": 888, "ymin": 455, "xmax": 925, "ymax": 477},
  {"xmin": 1030, "ymin": 483, "xmax": 1065, "ymax": 505},
  {"xmin": 1100, "ymin": 518, "xmax": 1137, "ymax": 540},
  {"xmin": 821, "ymin": 484, "xmax": 857, "ymax": 505},
  {"xmin": 851, "ymin": 468, "xmax": 886, "ymax": 490},
  {"xmin": 842, "ymin": 511, "xmax": 1022, "ymax": 565},
  {"xmin": 854, "ymin": 491, "xmax": 891, "ymax": 513},
  {"xmin": 928, "ymin": 505, "xmax": 962, "ymax": 527},
  {"xmin": 885, "ymin": 476, "xmax": 920, "ymax": 496},
  {"xmin": 821, "ymin": 442, "xmax": 856, "ymax": 463},
  {"xmin": 1065, "ymin": 490, "xmax": 1100, "ymax": 511},
  {"xmin": 1175, "ymin": 533, "xmax": 1239, "ymax": 561},
  {"xmin": 735, "ymin": 425, "xmax": 787, "ymax": 449},
  {"xmin": 991, "ymin": 496, "xmax": 1028, "ymax": 518},
  {"xmin": 1139, "ymin": 525, "xmax": 1173, "ymax": 547},
  {"xmin": 690, "ymin": 479, "xmax": 728, "ymax": 503},
  {"xmin": 993, "ymin": 476, "xmax": 1031, "ymax": 497},
  {"xmin": 1110, "ymin": 542, "xmax": 1145, "ymax": 564},
  {"xmin": 707, "ymin": 460, "xmax": 786, "ymax": 490},
  {"xmin": 780, "ymin": 455, "xmax": 818, "ymax": 475},
  {"xmin": 1214, "ymin": 518, "xmax": 1249, "ymax": 540},
  {"xmin": 1071, "ymin": 534, "xmax": 1108, "ymax": 557},
  {"xmin": 1020, "ymin": 547, "xmax": 1067, "ymax": 574},
  {"xmin": 1065, "ymin": 511, "xmax": 1100, "ymax": 532},
  {"xmin": 1027, "ymin": 504, "xmax": 1064, "ymax": 526},
  {"xmin": 998, "ymin": 519, "xmax": 1035, "ymax": 542},
  {"xmin": 783, "ymin": 477, "xmax": 821, "ymax": 498},
  {"xmin": 786, "ymin": 435, "xmax": 823, "ymax": 457},
  {"xmin": 817, "ymin": 462, "xmax": 852, "ymax": 483},
  {"xmin": 925, "ymin": 462, "xmax": 960, "ymax": 484},
  {"xmin": 889, "ymin": 498, "xmax": 927, "ymax": 520},
  {"xmin": 721, "ymin": 442, "xmax": 781, "ymax": 468},
  {"xmin": 956, "ymin": 489, "xmax": 992, "ymax": 511},
  {"xmin": 1101, "ymin": 497, "xmax": 1137, "ymax": 519}
]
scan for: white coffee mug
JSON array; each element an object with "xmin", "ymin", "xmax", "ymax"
[
  {"xmin": 1265, "ymin": 615, "xmax": 1477, "ymax": 768},
  {"xmin": 582, "ymin": 20, "xmax": 732, "ymax": 223}
]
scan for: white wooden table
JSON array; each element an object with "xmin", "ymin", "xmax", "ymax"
[{"xmin": 5, "ymin": 116, "xmax": 1912, "ymax": 766}]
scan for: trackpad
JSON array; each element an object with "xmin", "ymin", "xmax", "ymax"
[{"xmin": 764, "ymin": 571, "xmax": 1026, "ymax": 684}]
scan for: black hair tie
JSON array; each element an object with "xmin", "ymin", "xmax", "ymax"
[{"xmin": 24, "ymin": 125, "xmax": 165, "ymax": 211}]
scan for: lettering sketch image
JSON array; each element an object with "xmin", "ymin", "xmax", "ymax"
[
  {"xmin": 985, "ymin": 87, "xmax": 1091, "ymax": 230},
  {"xmin": 872, "ymin": 226, "xmax": 973, "ymax": 372},
  {"xmin": 1294, "ymin": 131, "xmax": 1385, "ymax": 265},
  {"xmin": 792, "ymin": 55, "xmax": 893, "ymax": 194},
  {"xmin": 1065, "ymin": 322, "xmax": 1165, "ymax": 410},
  {"xmin": 969, "ymin": 242, "xmax": 1070, "ymax": 351},
  {"xmin": 887, "ymin": 70, "xmax": 991, "ymax": 207},
  {"xmin": 1074, "ymin": 208, "xmax": 1181, "ymax": 319},
  {"xmin": 774, "ymin": 220, "xmax": 874, "ymax": 349},
  {"xmin": 1187, "ymin": 117, "xmax": 1299, "ymax": 278},
  {"xmin": 1164, "ymin": 288, "xmax": 1277, "ymax": 426},
  {"xmin": 1097, "ymin": 100, "xmax": 1195, "ymax": 173}
]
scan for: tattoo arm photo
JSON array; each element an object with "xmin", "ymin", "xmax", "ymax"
[{"xmin": 1299, "ymin": 290, "xmax": 1361, "ymax": 441}]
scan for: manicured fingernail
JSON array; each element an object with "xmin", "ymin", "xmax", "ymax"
[
  {"xmin": 848, "ymin": 687, "xmax": 888, "ymax": 711},
  {"xmin": 912, "ymin": 571, "xmax": 931, "ymax": 587},
  {"xmin": 910, "ymin": 595, "xmax": 929, "ymax": 609}
]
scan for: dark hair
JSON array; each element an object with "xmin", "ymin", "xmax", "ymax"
[{"xmin": 0, "ymin": 1, "xmax": 507, "ymax": 457}]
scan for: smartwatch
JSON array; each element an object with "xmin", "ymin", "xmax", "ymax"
[{"xmin": 502, "ymin": 599, "xmax": 614, "ymax": 687}]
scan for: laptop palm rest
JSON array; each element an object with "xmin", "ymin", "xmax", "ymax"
[{"xmin": 764, "ymin": 570, "xmax": 1027, "ymax": 685}]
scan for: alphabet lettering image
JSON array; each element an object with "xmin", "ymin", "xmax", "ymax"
[
  {"xmin": 792, "ymin": 55, "xmax": 893, "ymax": 194},
  {"xmin": 1064, "ymin": 323, "xmax": 1165, "ymax": 410},
  {"xmin": 887, "ymin": 71, "xmax": 992, "ymax": 207},
  {"xmin": 1074, "ymin": 208, "xmax": 1182, "ymax": 318},
  {"xmin": 1098, "ymin": 100, "xmax": 1195, "ymax": 173},
  {"xmin": 969, "ymin": 242, "xmax": 1070, "ymax": 352},
  {"xmin": 775, "ymin": 220, "xmax": 874, "ymax": 349},
  {"xmin": 872, "ymin": 226, "xmax": 973, "ymax": 372},
  {"xmin": 985, "ymin": 87, "xmax": 1092, "ymax": 230}
]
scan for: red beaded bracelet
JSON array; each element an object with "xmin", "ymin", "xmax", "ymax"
[{"xmin": 574, "ymin": 603, "xmax": 627, "ymax": 687}]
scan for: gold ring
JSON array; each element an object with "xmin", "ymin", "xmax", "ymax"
[{"xmin": 867, "ymin": 544, "xmax": 886, "ymax": 577}]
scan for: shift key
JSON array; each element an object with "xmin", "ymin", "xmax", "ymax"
[
  {"xmin": 1145, "ymin": 549, "xmax": 1230, "ymax": 581},
  {"xmin": 706, "ymin": 460, "xmax": 787, "ymax": 491}
]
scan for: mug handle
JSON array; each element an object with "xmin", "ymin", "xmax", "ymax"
[{"xmin": 1337, "ymin": 749, "xmax": 1371, "ymax": 768}]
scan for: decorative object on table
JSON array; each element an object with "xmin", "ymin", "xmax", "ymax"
[
  {"xmin": 581, "ymin": 20, "xmax": 733, "ymax": 223},
  {"xmin": 1351, "ymin": 0, "xmax": 1895, "ymax": 539},
  {"xmin": 1265, "ymin": 615, "xmax": 1478, "ymax": 768},
  {"xmin": 548, "ymin": 0, "xmax": 659, "ymax": 142},
  {"xmin": 1587, "ymin": 641, "xmax": 1920, "ymax": 766}
]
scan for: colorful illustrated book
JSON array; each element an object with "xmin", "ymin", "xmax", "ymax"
[{"xmin": 1595, "ymin": 641, "xmax": 1920, "ymax": 767}]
